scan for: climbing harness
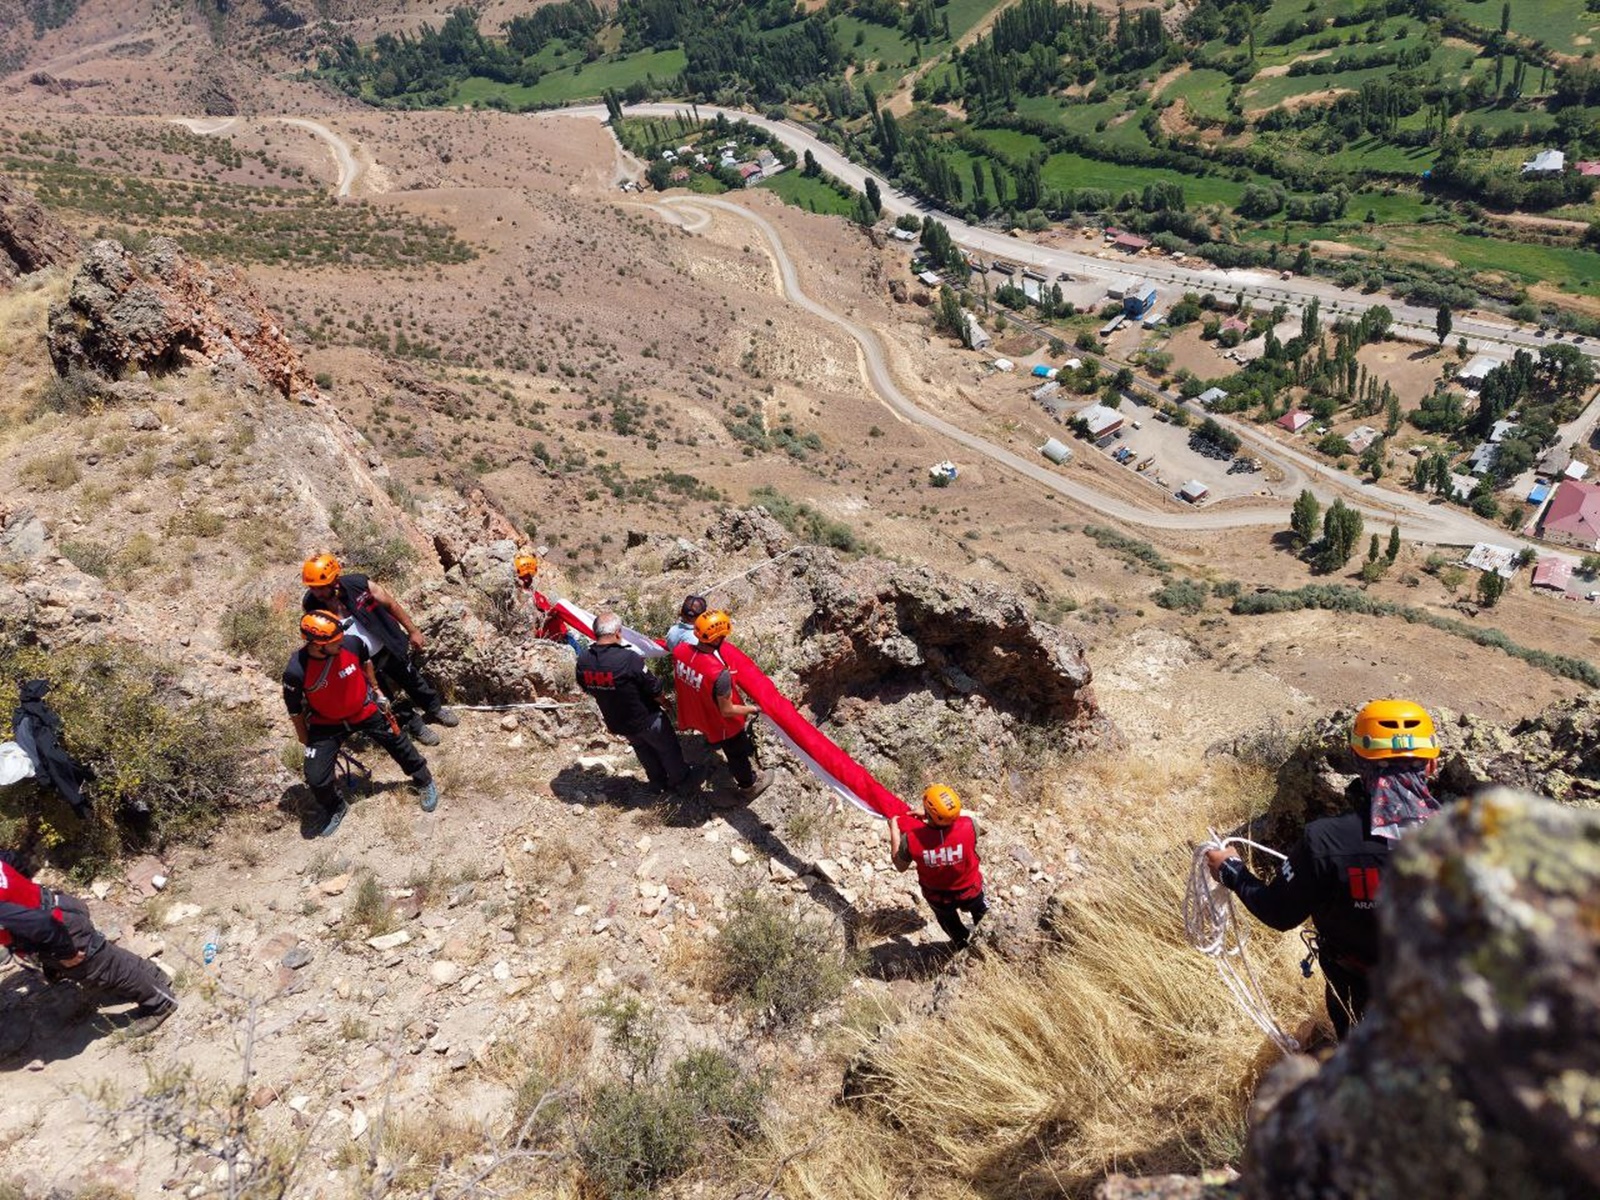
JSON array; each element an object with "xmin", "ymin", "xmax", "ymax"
[
  {"xmin": 337, "ymin": 750, "xmax": 372, "ymax": 798},
  {"xmin": 1184, "ymin": 830, "xmax": 1300, "ymax": 1054}
]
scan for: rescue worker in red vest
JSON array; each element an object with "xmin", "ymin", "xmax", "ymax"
[
  {"xmin": 1205, "ymin": 699, "xmax": 1443, "ymax": 1040},
  {"xmin": 887, "ymin": 784, "xmax": 988, "ymax": 949},
  {"xmin": 1, "ymin": 849, "xmax": 177, "ymax": 1035},
  {"xmin": 670, "ymin": 610, "xmax": 773, "ymax": 803},
  {"xmin": 283, "ymin": 611, "xmax": 439, "ymax": 838},
  {"xmin": 300, "ymin": 553, "xmax": 458, "ymax": 747},
  {"xmin": 512, "ymin": 553, "xmax": 583, "ymax": 654}
]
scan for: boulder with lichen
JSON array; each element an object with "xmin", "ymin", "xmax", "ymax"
[{"xmin": 1243, "ymin": 788, "xmax": 1600, "ymax": 1199}]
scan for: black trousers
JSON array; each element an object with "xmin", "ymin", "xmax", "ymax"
[
  {"xmin": 372, "ymin": 648, "xmax": 443, "ymax": 722},
  {"xmin": 924, "ymin": 889, "xmax": 988, "ymax": 947},
  {"xmin": 54, "ymin": 895, "xmax": 176, "ymax": 1010},
  {"xmin": 707, "ymin": 727, "xmax": 758, "ymax": 789},
  {"xmin": 304, "ymin": 713, "xmax": 430, "ymax": 816},
  {"xmin": 1322, "ymin": 958, "xmax": 1372, "ymax": 1041},
  {"xmin": 626, "ymin": 711, "xmax": 689, "ymax": 788}
]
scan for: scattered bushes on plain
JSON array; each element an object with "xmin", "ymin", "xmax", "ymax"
[
  {"xmin": 1082, "ymin": 524, "xmax": 1173, "ymax": 573},
  {"xmin": 330, "ymin": 506, "xmax": 416, "ymax": 581},
  {"xmin": 1232, "ymin": 585, "xmax": 1600, "ymax": 686},
  {"xmin": 749, "ymin": 487, "xmax": 863, "ymax": 555},
  {"xmin": 219, "ymin": 596, "xmax": 294, "ymax": 663}
]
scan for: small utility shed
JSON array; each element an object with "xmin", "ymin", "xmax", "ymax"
[
  {"xmin": 1197, "ymin": 387, "xmax": 1228, "ymax": 407},
  {"xmin": 1178, "ymin": 480, "xmax": 1209, "ymax": 503},
  {"xmin": 1041, "ymin": 438, "xmax": 1072, "ymax": 464}
]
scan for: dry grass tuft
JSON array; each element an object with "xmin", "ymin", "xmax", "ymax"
[{"xmin": 768, "ymin": 757, "xmax": 1315, "ymax": 1198}]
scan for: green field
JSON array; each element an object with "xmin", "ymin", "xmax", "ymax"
[
  {"xmin": 1402, "ymin": 228, "xmax": 1600, "ymax": 296},
  {"xmin": 758, "ymin": 170, "xmax": 859, "ymax": 216},
  {"xmin": 1162, "ymin": 68, "xmax": 1234, "ymax": 122},
  {"xmin": 833, "ymin": 14, "xmax": 920, "ymax": 93},
  {"xmin": 1457, "ymin": 0, "xmax": 1600, "ymax": 46},
  {"xmin": 941, "ymin": 0, "xmax": 1007, "ymax": 41},
  {"xmin": 453, "ymin": 47, "xmax": 686, "ymax": 107},
  {"xmin": 1040, "ymin": 152, "xmax": 1246, "ymax": 207}
]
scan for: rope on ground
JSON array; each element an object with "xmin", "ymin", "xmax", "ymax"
[
  {"xmin": 453, "ymin": 701, "xmax": 581, "ymax": 712},
  {"xmin": 697, "ymin": 547, "xmax": 804, "ymax": 596},
  {"xmin": 1183, "ymin": 831, "xmax": 1300, "ymax": 1055}
]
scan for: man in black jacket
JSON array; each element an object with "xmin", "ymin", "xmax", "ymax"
[
  {"xmin": 300, "ymin": 553, "xmax": 459, "ymax": 747},
  {"xmin": 574, "ymin": 612, "xmax": 696, "ymax": 794},
  {"xmin": 1, "ymin": 850, "xmax": 177, "ymax": 1036},
  {"xmin": 1205, "ymin": 698, "xmax": 1443, "ymax": 1040}
]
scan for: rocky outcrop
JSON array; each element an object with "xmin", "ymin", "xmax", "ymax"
[
  {"xmin": 788, "ymin": 556, "xmax": 1114, "ymax": 774},
  {"xmin": 1244, "ymin": 788, "xmax": 1600, "ymax": 1199},
  {"xmin": 46, "ymin": 237, "xmax": 319, "ymax": 401},
  {"xmin": 0, "ymin": 177, "xmax": 81, "ymax": 286}
]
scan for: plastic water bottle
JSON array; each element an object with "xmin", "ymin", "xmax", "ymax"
[{"xmin": 203, "ymin": 931, "xmax": 219, "ymax": 966}]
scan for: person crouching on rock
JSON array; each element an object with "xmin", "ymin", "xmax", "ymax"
[
  {"xmin": 886, "ymin": 784, "xmax": 988, "ymax": 949},
  {"xmin": 670, "ymin": 610, "xmax": 773, "ymax": 806},
  {"xmin": 283, "ymin": 611, "xmax": 439, "ymax": 838},
  {"xmin": 512, "ymin": 552, "xmax": 583, "ymax": 654},
  {"xmin": 1204, "ymin": 698, "xmax": 1443, "ymax": 1040},
  {"xmin": 1, "ymin": 849, "xmax": 178, "ymax": 1036}
]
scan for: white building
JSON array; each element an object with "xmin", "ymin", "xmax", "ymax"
[
  {"xmin": 1522, "ymin": 148, "xmax": 1565, "ymax": 174},
  {"xmin": 962, "ymin": 310, "xmax": 991, "ymax": 350}
]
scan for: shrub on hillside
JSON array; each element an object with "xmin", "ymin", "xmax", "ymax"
[
  {"xmin": 0, "ymin": 639, "xmax": 263, "ymax": 876},
  {"xmin": 330, "ymin": 506, "xmax": 416, "ymax": 581},
  {"xmin": 711, "ymin": 890, "xmax": 856, "ymax": 1029},
  {"xmin": 220, "ymin": 596, "xmax": 295, "ymax": 663},
  {"xmin": 578, "ymin": 996, "xmax": 766, "ymax": 1200},
  {"xmin": 1153, "ymin": 579, "xmax": 1209, "ymax": 613}
]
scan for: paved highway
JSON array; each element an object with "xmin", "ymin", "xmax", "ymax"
[{"xmin": 571, "ymin": 104, "xmax": 1600, "ymax": 365}]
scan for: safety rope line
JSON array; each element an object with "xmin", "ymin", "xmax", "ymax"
[
  {"xmin": 1183, "ymin": 831, "xmax": 1300, "ymax": 1055},
  {"xmin": 697, "ymin": 547, "xmax": 804, "ymax": 596}
]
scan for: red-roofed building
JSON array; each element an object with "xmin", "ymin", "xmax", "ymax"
[
  {"xmin": 1578, "ymin": 161, "xmax": 1600, "ymax": 177},
  {"xmin": 737, "ymin": 162, "xmax": 763, "ymax": 184},
  {"xmin": 1111, "ymin": 232, "xmax": 1149, "ymax": 252},
  {"xmin": 1532, "ymin": 557, "xmax": 1573, "ymax": 591},
  {"xmin": 1221, "ymin": 316, "xmax": 1249, "ymax": 336},
  {"xmin": 1277, "ymin": 409, "xmax": 1313, "ymax": 433},
  {"xmin": 1540, "ymin": 480, "xmax": 1600, "ymax": 550}
]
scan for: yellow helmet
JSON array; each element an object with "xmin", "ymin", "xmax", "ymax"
[
  {"xmin": 513, "ymin": 552, "xmax": 539, "ymax": 583},
  {"xmin": 302, "ymin": 553, "xmax": 341, "ymax": 588},
  {"xmin": 694, "ymin": 610, "xmax": 732, "ymax": 644},
  {"xmin": 922, "ymin": 784, "xmax": 961, "ymax": 826},
  {"xmin": 1350, "ymin": 699, "xmax": 1439, "ymax": 760}
]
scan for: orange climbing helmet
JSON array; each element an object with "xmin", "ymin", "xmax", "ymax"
[
  {"xmin": 1350, "ymin": 699, "xmax": 1439, "ymax": 760},
  {"xmin": 922, "ymin": 784, "xmax": 961, "ymax": 826},
  {"xmin": 694, "ymin": 610, "xmax": 732, "ymax": 644},
  {"xmin": 513, "ymin": 553, "xmax": 539, "ymax": 583},
  {"xmin": 302, "ymin": 553, "xmax": 341, "ymax": 588},
  {"xmin": 300, "ymin": 610, "xmax": 344, "ymax": 646}
]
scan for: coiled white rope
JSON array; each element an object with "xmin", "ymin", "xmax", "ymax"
[{"xmin": 1184, "ymin": 831, "xmax": 1300, "ymax": 1055}]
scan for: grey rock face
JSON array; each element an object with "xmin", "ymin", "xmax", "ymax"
[{"xmin": 1244, "ymin": 788, "xmax": 1600, "ymax": 1200}]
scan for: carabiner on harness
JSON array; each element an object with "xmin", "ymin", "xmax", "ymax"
[{"xmin": 1299, "ymin": 930, "xmax": 1321, "ymax": 979}]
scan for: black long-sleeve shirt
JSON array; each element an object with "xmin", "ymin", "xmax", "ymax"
[
  {"xmin": 0, "ymin": 850, "xmax": 75, "ymax": 960},
  {"xmin": 1220, "ymin": 799, "xmax": 1393, "ymax": 970}
]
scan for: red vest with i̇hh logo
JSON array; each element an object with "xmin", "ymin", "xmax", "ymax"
[
  {"xmin": 671, "ymin": 641, "xmax": 746, "ymax": 744},
  {"xmin": 0, "ymin": 859, "xmax": 64, "ymax": 948},
  {"xmin": 900, "ymin": 813, "xmax": 983, "ymax": 899},
  {"xmin": 304, "ymin": 646, "xmax": 377, "ymax": 725}
]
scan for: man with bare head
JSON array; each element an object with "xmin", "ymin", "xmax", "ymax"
[{"xmin": 574, "ymin": 612, "xmax": 698, "ymax": 794}]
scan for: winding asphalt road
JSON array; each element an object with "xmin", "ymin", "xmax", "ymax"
[
  {"xmin": 652, "ymin": 194, "xmax": 1530, "ymax": 546},
  {"xmin": 572, "ymin": 104, "xmax": 1600, "ymax": 365}
]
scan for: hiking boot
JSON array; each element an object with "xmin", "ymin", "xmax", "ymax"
[
  {"xmin": 126, "ymin": 1002, "xmax": 176, "ymax": 1037},
  {"xmin": 737, "ymin": 768, "xmax": 774, "ymax": 802},
  {"xmin": 408, "ymin": 717, "xmax": 441, "ymax": 747},
  {"xmin": 427, "ymin": 707, "xmax": 461, "ymax": 728},
  {"xmin": 672, "ymin": 762, "xmax": 713, "ymax": 796},
  {"xmin": 416, "ymin": 780, "xmax": 440, "ymax": 813},
  {"xmin": 319, "ymin": 800, "xmax": 349, "ymax": 839}
]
